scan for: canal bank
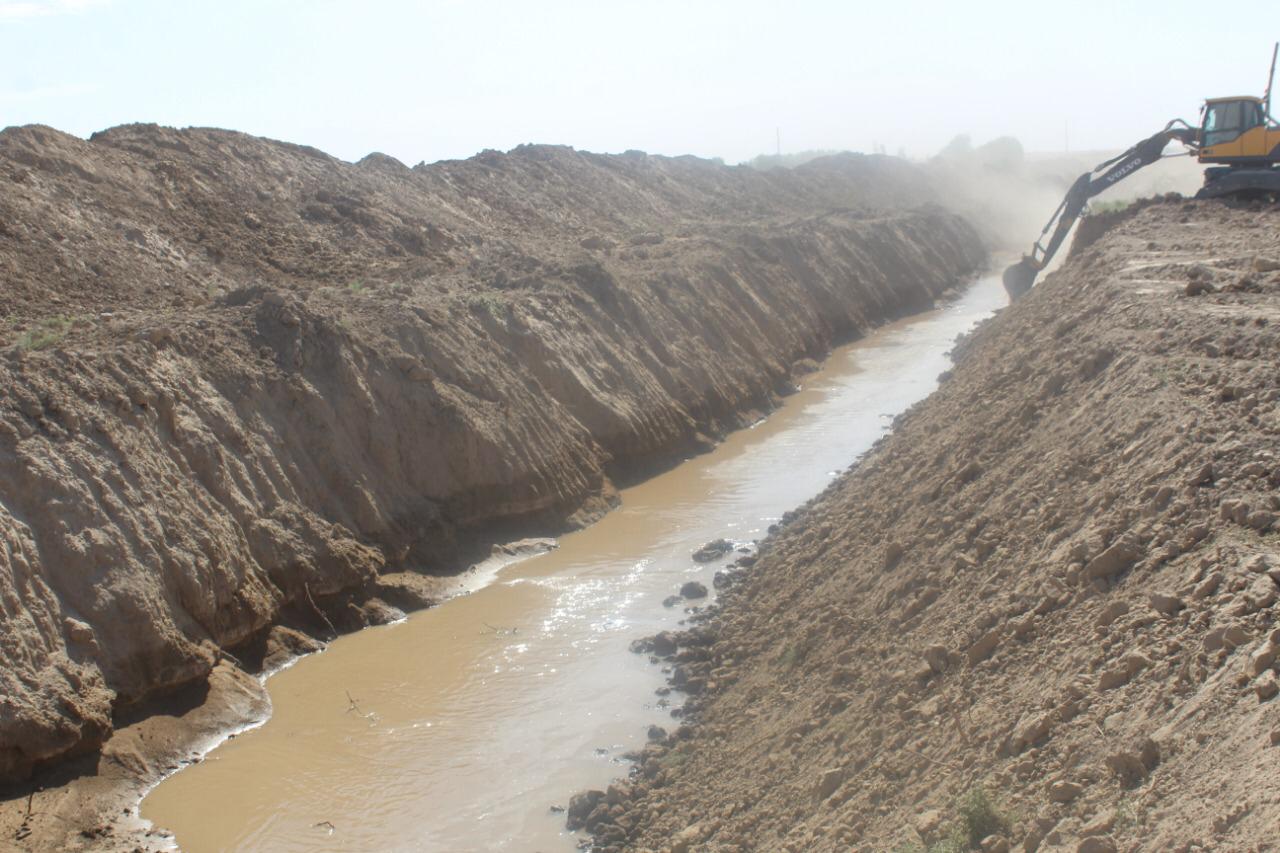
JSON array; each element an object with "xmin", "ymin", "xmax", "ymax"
[{"xmin": 140, "ymin": 272, "xmax": 1006, "ymax": 852}]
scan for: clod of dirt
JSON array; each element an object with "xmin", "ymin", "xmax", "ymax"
[
  {"xmin": 1186, "ymin": 278, "xmax": 1217, "ymax": 296},
  {"xmin": 692, "ymin": 539, "xmax": 734, "ymax": 563},
  {"xmin": 679, "ymin": 581, "xmax": 709, "ymax": 600}
]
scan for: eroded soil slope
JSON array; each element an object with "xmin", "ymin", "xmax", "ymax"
[
  {"xmin": 0, "ymin": 124, "xmax": 984, "ymax": 787},
  {"xmin": 603, "ymin": 200, "xmax": 1280, "ymax": 852}
]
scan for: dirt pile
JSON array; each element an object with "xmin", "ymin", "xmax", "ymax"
[
  {"xmin": 0, "ymin": 124, "xmax": 984, "ymax": 792},
  {"xmin": 598, "ymin": 200, "xmax": 1280, "ymax": 852}
]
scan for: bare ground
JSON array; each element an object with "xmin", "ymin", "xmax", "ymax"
[{"xmin": 592, "ymin": 199, "xmax": 1280, "ymax": 853}]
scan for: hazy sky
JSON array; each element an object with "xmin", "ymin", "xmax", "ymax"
[{"xmin": 2, "ymin": 0, "xmax": 1276, "ymax": 165}]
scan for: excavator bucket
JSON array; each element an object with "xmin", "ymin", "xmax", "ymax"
[{"xmin": 1002, "ymin": 259, "xmax": 1037, "ymax": 301}]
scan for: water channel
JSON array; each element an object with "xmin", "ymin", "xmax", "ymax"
[{"xmin": 142, "ymin": 271, "xmax": 1006, "ymax": 852}]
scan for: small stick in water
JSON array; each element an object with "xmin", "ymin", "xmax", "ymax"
[{"xmin": 345, "ymin": 691, "xmax": 378, "ymax": 723}]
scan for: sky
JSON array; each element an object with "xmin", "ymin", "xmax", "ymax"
[{"xmin": 1, "ymin": 0, "xmax": 1276, "ymax": 166}]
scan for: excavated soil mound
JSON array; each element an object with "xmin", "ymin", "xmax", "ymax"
[
  {"xmin": 0, "ymin": 123, "xmax": 984, "ymax": 808},
  {"xmin": 599, "ymin": 200, "xmax": 1280, "ymax": 852}
]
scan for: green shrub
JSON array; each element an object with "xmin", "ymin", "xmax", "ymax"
[
  {"xmin": 954, "ymin": 785, "xmax": 1009, "ymax": 848},
  {"xmin": 912, "ymin": 785, "xmax": 1010, "ymax": 852},
  {"xmin": 16, "ymin": 315, "xmax": 73, "ymax": 350},
  {"xmin": 775, "ymin": 643, "xmax": 800, "ymax": 669},
  {"xmin": 1089, "ymin": 199, "xmax": 1133, "ymax": 215},
  {"xmin": 466, "ymin": 293, "xmax": 503, "ymax": 317}
]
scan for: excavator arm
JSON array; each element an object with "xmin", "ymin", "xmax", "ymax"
[{"xmin": 1002, "ymin": 120, "xmax": 1198, "ymax": 299}]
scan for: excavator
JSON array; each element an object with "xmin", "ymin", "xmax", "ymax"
[{"xmin": 1004, "ymin": 42, "xmax": 1280, "ymax": 299}]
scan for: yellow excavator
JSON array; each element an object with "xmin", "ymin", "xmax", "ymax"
[{"xmin": 1004, "ymin": 42, "xmax": 1280, "ymax": 299}]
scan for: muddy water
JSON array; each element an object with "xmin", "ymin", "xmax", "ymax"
[{"xmin": 142, "ymin": 273, "xmax": 1005, "ymax": 852}]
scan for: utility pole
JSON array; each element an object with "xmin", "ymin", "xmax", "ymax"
[{"xmin": 775, "ymin": 127, "xmax": 781, "ymax": 157}]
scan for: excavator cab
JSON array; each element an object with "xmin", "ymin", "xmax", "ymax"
[
  {"xmin": 1198, "ymin": 92, "xmax": 1280, "ymax": 196},
  {"xmin": 1201, "ymin": 98, "xmax": 1267, "ymax": 147},
  {"xmin": 1199, "ymin": 96, "xmax": 1274, "ymax": 156}
]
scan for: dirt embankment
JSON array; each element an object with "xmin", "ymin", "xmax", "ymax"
[
  {"xmin": 596, "ymin": 200, "xmax": 1280, "ymax": 852},
  {"xmin": 0, "ymin": 124, "xmax": 984, "ymax": 794}
]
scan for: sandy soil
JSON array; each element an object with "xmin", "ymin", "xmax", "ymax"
[
  {"xmin": 0, "ymin": 124, "xmax": 984, "ymax": 850},
  {"xmin": 591, "ymin": 199, "xmax": 1280, "ymax": 852}
]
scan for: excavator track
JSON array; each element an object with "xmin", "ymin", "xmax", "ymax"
[{"xmin": 1196, "ymin": 167, "xmax": 1280, "ymax": 200}]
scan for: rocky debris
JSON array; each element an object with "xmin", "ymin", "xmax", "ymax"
[
  {"xmin": 1076, "ymin": 838, "xmax": 1117, "ymax": 853},
  {"xmin": 1187, "ymin": 461, "xmax": 1215, "ymax": 488},
  {"xmin": 883, "ymin": 540, "xmax": 907, "ymax": 569},
  {"xmin": 1105, "ymin": 748, "xmax": 1151, "ymax": 787},
  {"xmin": 668, "ymin": 822, "xmax": 706, "ymax": 853},
  {"xmin": 923, "ymin": 644, "xmax": 950, "ymax": 673},
  {"xmin": 1185, "ymin": 275, "xmax": 1216, "ymax": 297},
  {"xmin": 1098, "ymin": 652, "xmax": 1151, "ymax": 689},
  {"xmin": 967, "ymin": 627, "xmax": 1003, "ymax": 666},
  {"xmin": 1048, "ymin": 780, "xmax": 1083, "ymax": 803},
  {"xmin": 1083, "ymin": 537, "xmax": 1140, "ymax": 581},
  {"xmin": 712, "ymin": 568, "xmax": 738, "ymax": 590},
  {"xmin": 691, "ymin": 539, "xmax": 734, "ymax": 563},
  {"xmin": 565, "ymin": 789, "xmax": 606, "ymax": 831},
  {"xmin": 584, "ymin": 201, "xmax": 1280, "ymax": 852},
  {"xmin": 1247, "ymin": 639, "xmax": 1279, "ymax": 676},
  {"xmin": 1095, "ymin": 601, "xmax": 1129, "ymax": 627},
  {"xmin": 1203, "ymin": 622, "xmax": 1252, "ymax": 652},
  {"xmin": 814, "ymin": 767, "xmax": 845, "ymax": 800},
  {"xmin": 790, "ymin": 358, "xmax": 821, "ymax": 379},
  {"xmin": 262, "ymin": 625, "xmax": 325, "ymax": 671},
  {"xmin": 914, "ymin": 808, "xmax": 945, "ymax": 841},
  {"xmin": 579, "ymin": 235, "xmax": 614, "ymax": 251},
  {"xmin": 1147, "ymin": 591, "xmax": 1185, "ymax": 616},
  {"xmin": 491, "ymin": 538, "xmax": 558, "ymax": 559},
  {"xmin": 1080, "ymin": 808, "xmax": 1117, "ymax": 837},
  {"xmin": 679, "ymin": 581, "xmax": 709, "ymax": 600},
  {"xmin": 1243, "ymin": 576, "xmax": 1278, "ymax": 611},
  {"xmin": 650, "ymin": 632, "xmax": 678, "ymax": 658}
]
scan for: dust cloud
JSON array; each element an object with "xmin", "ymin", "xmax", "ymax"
[{"xmin": 747, "ymin": 134, "xmax": 1206, "ymax": 252}]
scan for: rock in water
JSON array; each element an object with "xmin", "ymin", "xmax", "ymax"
[
  {"xmin": 692, "ymin": 539, "xmax": 734, "ymax": 562},
  {"xmin": 565, "ymin": 790, "xmax": 605, "ymax": 831},
  {"xmin": 680, "ymin": 581, "xmax": 709, "ymax": 599}
]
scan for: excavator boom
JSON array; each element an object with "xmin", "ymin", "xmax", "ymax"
[{"xmin": 1003, "ymin": 121, "xmax": 1196, "ymax": 299}]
